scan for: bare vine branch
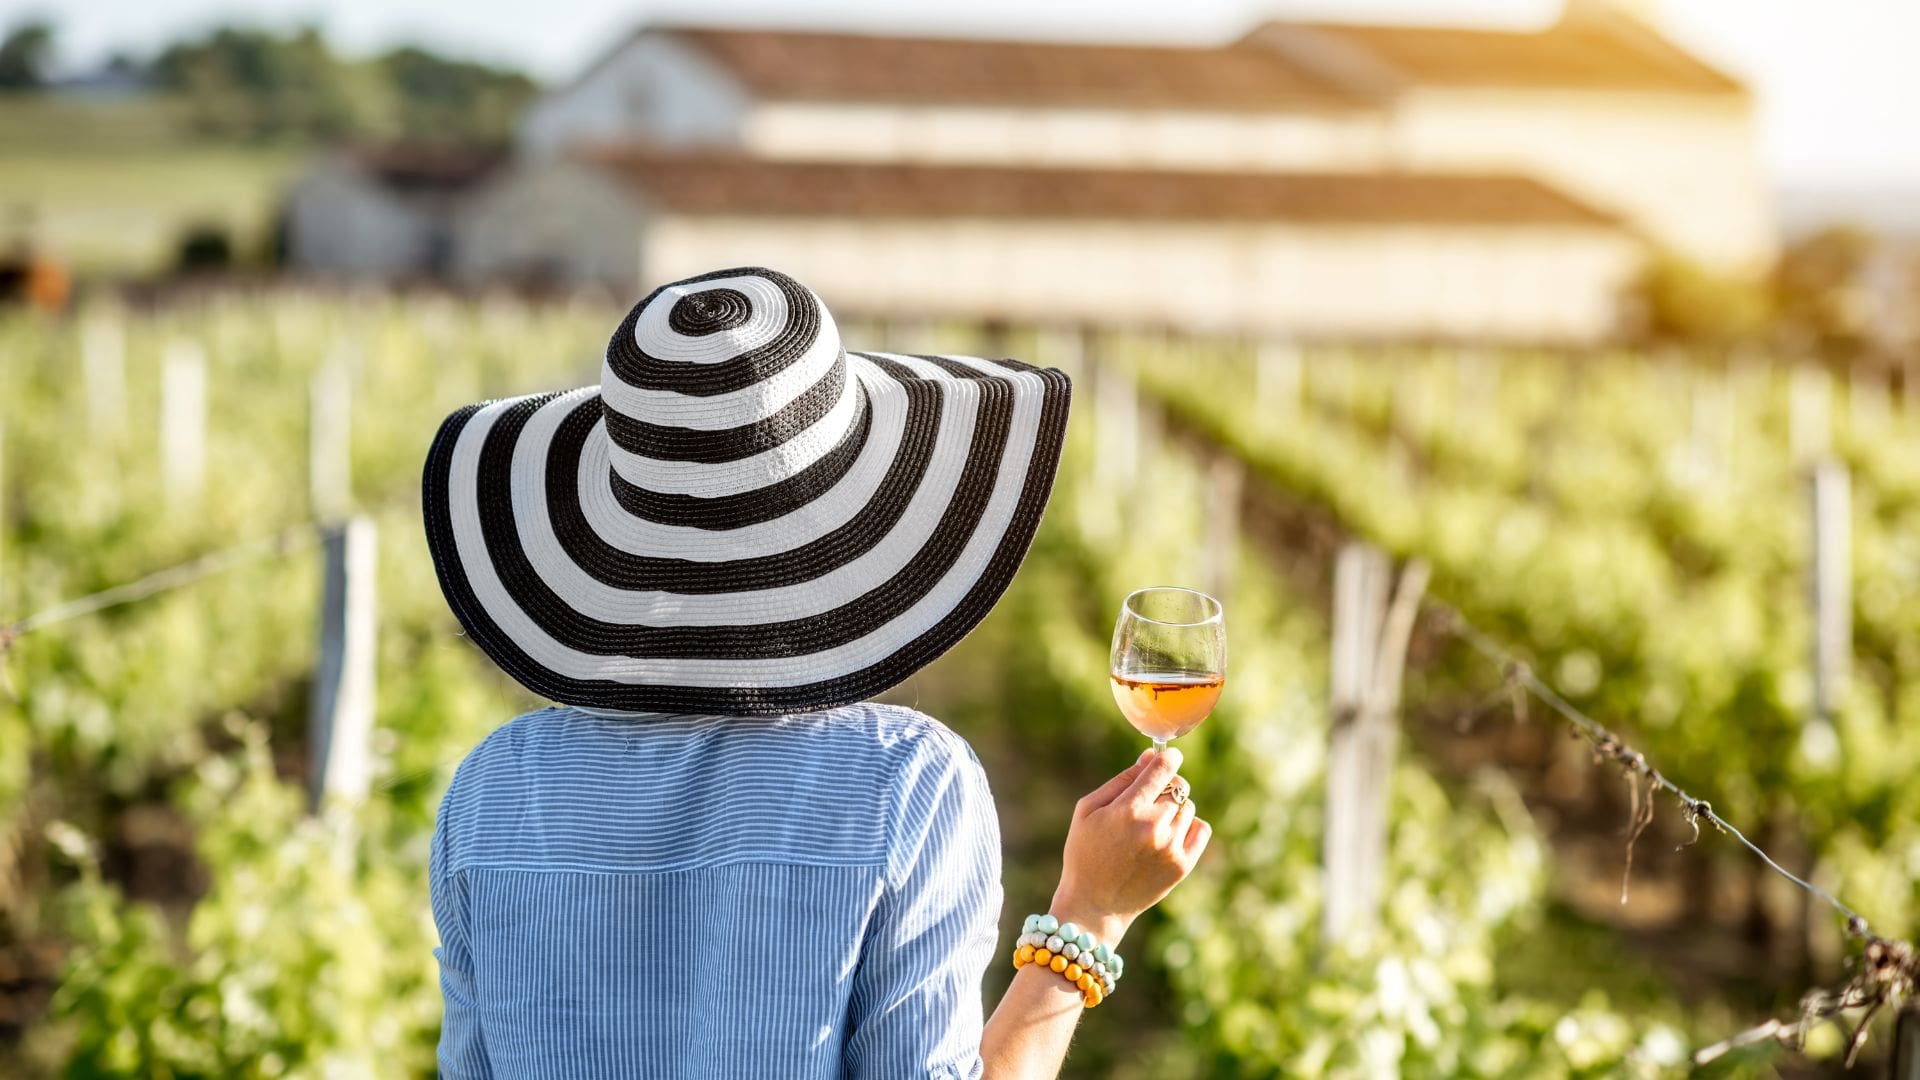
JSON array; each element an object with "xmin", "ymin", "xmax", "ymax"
[{"xmin": 1425, "ymin": 599, "xmax": 1917, "ymax": 1065}]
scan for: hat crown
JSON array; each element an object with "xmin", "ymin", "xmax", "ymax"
[
  {"xmin": 422, "ymin": 260, "xmax": 1073, "ymax": 715},
  {"xmin": 599, "ymin": 268, "xmax": 859, "ymax": 498}
]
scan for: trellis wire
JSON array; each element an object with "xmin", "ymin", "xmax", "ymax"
[
  {"xmin": 0, "ymin": 526, "xmax": 318, "ymax": 652},
  {"xmin": 1437, "ymin": 603, "xmax": 1863, "ymax": 926},
  {"xmin": 1427, "ymin": 599, "xmax": 1917, "ymax": 1066}
]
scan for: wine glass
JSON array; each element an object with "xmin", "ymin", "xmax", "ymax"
[{"xmin": 1110, "ymin": 586, "xmax": 1226, "ymax": 751}]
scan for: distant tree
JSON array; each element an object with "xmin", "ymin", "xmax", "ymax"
[
  {"xmin": 1627, "ymin": 232, "xmax": 1891, "ymax": 361},
  {"xmin": 378, "ymin": 46, "xmax": 537, "ymax": 141},
  {"xmin": 153, "ymin": 25, "xmax": 366, "ymax": 138},
  {"xmin": 1773, "ymin": 226, "xmax": 1875, "ymax": 358},
  {"xmin": 146, "ymin": 25, "xmax": 536, "ymax": 142},
  {"xmin": 0, "ymin": 19, "xmax": 55, "ymax": 90},
  {"xmin": 1624, "ymin": 252, "xmax": 1772, "ymax": 347}
]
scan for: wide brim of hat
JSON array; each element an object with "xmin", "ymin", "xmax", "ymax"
[{"xmin": 422, "ymin": 352, "xmax": 1071, "ymax": 715}]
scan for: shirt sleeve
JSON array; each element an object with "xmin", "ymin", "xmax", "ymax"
[
  {"xmin": 843, "ymin": 733, "xmax": 1004, "ymax": 1080},
  {"xmin": 430, "ymin": 796, "xmax": 494, "ymax": 1078}
]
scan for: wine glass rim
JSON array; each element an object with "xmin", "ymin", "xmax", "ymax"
[{"xmin": 1122, "ymin": 586, "xmax": 1224, "ymax": 627}]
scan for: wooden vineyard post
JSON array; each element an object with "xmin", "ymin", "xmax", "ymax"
[
  {"xmin": 1809, "ymin": 462, "xmax": 1851, "ymax": 735},
  {"xmin": 1894, "ymin": 1007, "xmax": 1920, "ymax": 1080},
  {"xmin": 1322, "ymin": 542, "xmax": 1430, "ymax": 946},
  {"xmin": 1202, "ymin": 455, "xmax": 1244, "ymax": 605},
  {"xmin": 1036, "ymin": 324, "xmax": 1086, "ymax": 382},
  {"xmin": 1255, "ymin": 340, "xmax": 1301, "ymax": 417},
  {"xmin": 883, "ymin": 316, "xmax": 936, "ymax": 356},
  {"xmin": 1729, "ymin": 351, "xmax": 1769, "ymax": 468},
  {"xmin": 309, "ymin": 517, "xmax": 377, "ymax": 811},
  {"xmin": 81, "ymin": 310, "xmax": 126, "ymax": 441},
  {"xmin": 1453, "ymin": 349, "xmax": 1500, "ymax": 440},
  {"xmin": 1136, "ymin": 384, "xmax": 1163, "ymax": 488},
  {"xmin": 1391, "ymin": 361, "xmax": 1432, "ymax": 444},
  {"xmin": 1790, "ymin": 364, "xmax": 1833, "ymax": 465},
  {"xmin": 1849, "ymin": 367, "xmax": 1891, "ymax": 435},
  {"xmin": 1093, "ymin": 357, "xmax": 1139, "ymax": 491},
  {"xmin": 309, "ymin": 357, "xmax": 353, "ymax": 521},
  {"xmin": 161, "ymin": 340, "xmax": 207, "ymax": 508},
  {"xmin": 1074, "ymin": 334, "xmax": 1141, "ymax": 541},
  {"xmin": 1682, "ymin": 374, "xmax": 1736, "ymax": 491}
]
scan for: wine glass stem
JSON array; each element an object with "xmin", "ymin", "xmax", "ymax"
[{"xmin": 1150, "ymin": 737, "xmax": 1168, "ymax": 752}]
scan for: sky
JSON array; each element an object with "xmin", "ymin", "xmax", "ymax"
[{"xmin": 13, "ymin": 0, "xmax": 1920, "ymax": 190}]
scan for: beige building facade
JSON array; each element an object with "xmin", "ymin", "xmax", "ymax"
[
  {"xmin": 640, "ymin": 217, "xmax": 1637, "ymax": 342},
  {"xmin": 461, "ymin": 155, "xmax": 1639, "ymax": 343},
  {"xmin": 513, "ymin": 8, "xmax": 1775, "ymax": 275},
  {"xmin": 1383, "ymin": 88, "xmax": 1770, "ymax": 269},
  {"xmin": 393, "ymin": 2, "xmax": 1786, "ymax": 342}
]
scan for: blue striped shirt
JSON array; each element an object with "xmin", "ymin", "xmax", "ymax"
[{"xmin": 429, "ymin": 703, "xmax": 1003, "ymax": 1079}]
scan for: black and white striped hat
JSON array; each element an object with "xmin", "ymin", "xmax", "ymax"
[{"xmin": 423, "ymin": 267, "xmax": 1071, "ymax": 714}]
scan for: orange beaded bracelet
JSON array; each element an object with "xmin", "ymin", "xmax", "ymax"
[
  {"xmin": 1010, "ymin": 914, "xmax": 1123, "ymax": 1008},
  {"xmin": 1012, "ymin": 943, "xmax": 1106, "ymax": 1007}
]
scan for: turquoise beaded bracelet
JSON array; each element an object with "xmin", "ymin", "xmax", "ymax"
[{"xmin": 1010, "ymin": 913, "xmax": 1123, "ymax": 1004}]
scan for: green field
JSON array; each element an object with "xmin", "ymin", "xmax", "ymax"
[
  {"xmin": 0, "ymin": 95, "xmax": 307, "ymax": 276},
  {"xmin": 0, "ymin": 294, "xmax": 1910, "ymax": 1076}
]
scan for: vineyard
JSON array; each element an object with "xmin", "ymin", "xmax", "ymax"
[{"xmin": 0, "ymin": 293, "xmax": 1915, "ymax": 1077}]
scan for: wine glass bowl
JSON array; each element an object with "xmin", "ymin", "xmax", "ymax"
[{"xmin": 1110, "ymin": 587, "xmax": 1226, "ymax": 749}]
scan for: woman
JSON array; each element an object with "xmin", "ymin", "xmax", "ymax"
[{"xmin": 423, "ymin": 267, "xmax": 1210, "ymax": 1078}]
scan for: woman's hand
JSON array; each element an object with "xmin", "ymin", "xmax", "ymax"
[
  {"xmin": 1047, "ymin": 747, "xmax": 1211, "ymax": 948},
  {"xmin": 978, "ymin": 748, "xmax": 1211, "ymax": 1080}
]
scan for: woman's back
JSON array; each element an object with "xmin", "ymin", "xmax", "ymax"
[
  {"xmin": 422, "ymin": 267, "xmax": 1210, "ymax": 1079},
  {"xmin": 431, "ymin": 704, "xmax": 1001, "ymax": 1079}
]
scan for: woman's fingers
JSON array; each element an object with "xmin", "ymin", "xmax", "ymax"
[
  {"xmin": 1073, "ymin": 749, "xmax": 1154, "ymax": 819},
  {"xmin": 1122, "ymin": 747, "xmax": 1184, "ymax": 811},
  {"xmin": 1165, "ymin": 795, "xmax": 1198, "ymax": 850},
  {"xmin": 1179, "ymin": 814, "xmax": 1213, "ymax": 867}
]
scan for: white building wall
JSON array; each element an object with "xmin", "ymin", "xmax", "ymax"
[
  {"xmin": 641, "ymin": 216, "xmax": 1641, "ymax": 342},
  {"xmin": 456, "ymin": 163, "xmax": 648, "ymax": 290},
  {"xmin": 742, "ymin": 102, "xmax": 1391, "ymax": 171},
  {"xmin": 1388, "ymin": 88, "xmax": 1775, "ymax": 271},
  {"xmin": 518, "ymin": 35, "xmax": 751, "ymax": 158},
  {"xmin": 284, "ymin": 162, "xmax": 432, "ymax": 277}
]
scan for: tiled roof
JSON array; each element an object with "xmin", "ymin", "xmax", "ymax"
[
  {"xmin": 612, "ymin": 13, "xmax": 1743, "ymax": 112},
  {"xmin": 578, "ymin": 149, "xmax": 1622, "ymax": 228},
  {"xmin": 1246, "ymin": 14, "xmax": 1744, "ymax": 95},
  {"xmin": 345, "ymin": 145, "xmax": 508, "ymax": 195},
  {"xmin": 659, "ymin": 27, "xmax": 1364, "ymax": 111}
]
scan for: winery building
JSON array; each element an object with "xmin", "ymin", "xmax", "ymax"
[
  {"xmin": 307, "ymin": 2, "xmax": 1776, "ymax": 343},
  {"xmin": 283, "ymin": 147, "xmax": 504, "ymax": 280},
  {"xmin": 458, "ymin": 151, "xmax": 1637, "ymax": 342}
]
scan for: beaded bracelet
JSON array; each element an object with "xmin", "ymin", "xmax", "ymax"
[{"xmin": 1009, "ymin": 913, "xmax": 1124, "ymax": 1008}]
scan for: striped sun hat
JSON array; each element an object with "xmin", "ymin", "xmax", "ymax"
[{"xmin": 422, "ymin": 267, "xmax": 1072, "ymax": 714}]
